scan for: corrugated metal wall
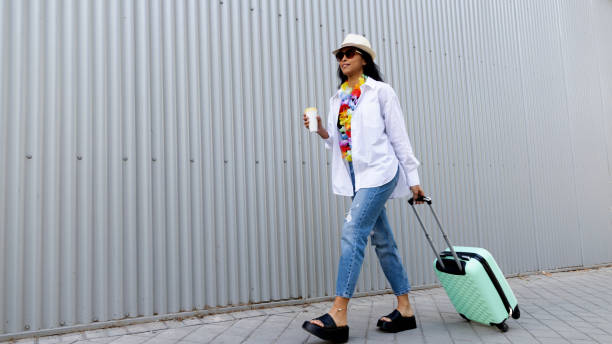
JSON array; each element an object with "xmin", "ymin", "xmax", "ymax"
[{"xmin": 1, "ymin": 0, "xmax": 611, "ymax": 336}]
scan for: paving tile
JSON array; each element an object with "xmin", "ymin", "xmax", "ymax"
[
  {"xmin": 260, "ymin": 306, "xmax": 297, "ymax": 315},
  {"xmin": 83, "ymin": 330, "xmax": 112, "ymax": 340},
  {"xmin": 199, "ymin": 314, "xmax": 234, "ymax": 324},
  {"xmin": 537, "ymin": 338, "xmax": 571, "ymax": 344},
  {"xmin": 179, "ymin": 318, "xmax": 202, "ymax": 327},
  {"xmin": 274, "ymin": 313, "xmax": 310, "ymax": 344},
  {"xmin": 104, "ymin": 328, "xmax": 129, "ymax": 337},
  {"xmin": 231, "ymin": 310, "xmax": 266, "ymax": 319},
  {"xmin": 107, "ymin": 335, "xmax": 150, "ymax": 344},
  {"xmin": 38, "ymin": 335, "xmax": 66, "ymax": 344},
  {"xmin": 87, "ymin": 338, "xmax": 121, "ymax": 344},
  {"xmin": 13, "ymin": 339, "xmax": 37, "ymax": 344},
  {"xmin": 242, "ymin": 314, "xmax": 294, "ymax": 343},
  {"xmin": 123, "ymin": 323, "xmax": 167, "ymax": 335},
  {"xmin": 161, "ymin": 320, "xmax": 184, "ymax": 329},
  {"xmin": 504, "ymin": 335, "xmax": 540, "ymax": 344},
  {"xmin": 180, "ymin": 322, "xmax": 234, "ymax": 343},
  {"xmin": 523, "ymin": 329, "xmax": 562, "ymax": 338},
  {"xmin": 145, "ymin": 326, "xmax": 199, "ymax": 343},
  {"xmin": 54, "ymin": 333, "xmax": 87, "ymax": 343}
]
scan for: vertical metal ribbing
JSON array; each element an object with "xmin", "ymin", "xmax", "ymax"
[
  {"xmin": 5, "ymin": 0, "xmax": 24, "ymax": 333},
  {"xmin": 476, "ymin": 0, "xmax": 493, "ymax": 255},
  {"xmin": 505, "ymin": 0, "xmax": 526, "ymax": 273},
  {"xmin": 134, "ymin": 0, "xmax": 153, "ymax": 316},
  {"xmin": 107, "ymin": 0, "xmax": 124, "ymax": 320},
  {"xmin": 210, "ymin": 1, "xmax": 228, "ymax": 306},
  {"xmin": 554, "ymin": 0, "xmax": 574, "ymax": 268},
  {"xmin": 464, "ymin": 0, "xmax": 484, "ymax": 257},
  {"xmin": 41, "ymin": 0, "xmax": 61, "ymax": 328},
  {"xmin": 198, "ymin": 0, "xmax": 217, "ymax": 308},
  {"xmin": 0, "ymin": 0, "xmax": 7, "ymax": 334},
  {"xmin": 92, "ymin": 0, "xmax": 109, "ymax": 323},
  {"xmin": 59, "ymin": 0, "xmax": 77, "ymax": 326},
  {"xmin": 303, "ymin": 0, "xmax": 323, "ymax": 298},
  {"xmin": 76, "ymin": 0, "xmax": 93, "ymax": 325},
  {"xmin": 605, "ymin": 1, "xmax": 612, "ymax": 265},
  {"xmin": 468, "ymin": 0, "xmax": 486, "ymax": 254},
  {"xmin": 527, "ymin": 0, "xmax": 544, "ymax": 270},
  {"xmin": 243, "ymin": 0, "xmax": 258, "ymax": 303},
  {"xmin": 186, "ymin": 0, "xmax": 205, "ymax": 310},
  {"xmin": 277, "ymin": 0, "xmax": 298, "ymax": 300},
  {"xmin": 493, "ymin": 0, "xmax": 511, "ymax": 271},
  {"xmin": 270, "ymin": 0, "xmax": 290, "ymax": 301},
  {"xmin": 241, "ymin": 0, "xmax": 259, "ymax": 303},
  {"xmin": 439, "ymin": 0, "xmax": 460, "ymax": 251},
  {"xmin": 228, "ymin": 0, "xmax": 248, "ymax": 304},
  {"xmin": 511, "ymin": 0, "xmax": 539, "ymax": 272},
  {"xmin": 174, "ymin": 0, "xmax": 194, "ymax": 312},
  {"xmin": 149, "ymin": 0, "xmax": 168, "ymax": 316},
  {"xmin": 292, "ymin": 0, "xmax": 311, "ymax": 298},
  {"xmin": 23, "ymin": 0, "xmax": 42, "ymax": 332},
  {"xmin": 513, "ymin": 0, "xmax": 534, "ymax": 273},
  {"xmin": 405, "ymin": 0, "xmax": 421, "ymax": 286},
  {"xmin": 161, "ymin": 0, "xmax": 180, "ymax": 312},
  {"xmin": 286, "ymin": 1, "xmax": 310, "ymax": 297},
  {"xmin": 597, "ymin": 4, "xmax": 612, "ymax": 264},
  {"xmin": 217, "ymin": 0, "xmax": 238, "ymax": 306},
  {"xmin": 120, "ymin": 0, "xmax": 138, "ymax": 317},
  {"xmin": 505, "ymin": 0, "xmax": 524, "ymax": 272},
  {"xmin": 250, "ymin": 0, "xmax": 268, "ymax": 302},
  {"xmin": 493, "ymin": 0, "xmax": 506, "ymax": 269}
]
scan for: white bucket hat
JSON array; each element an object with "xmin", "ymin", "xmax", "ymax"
[{"xmin": 332, "ymin": 33, "xmax": 376, "ymax": 61}]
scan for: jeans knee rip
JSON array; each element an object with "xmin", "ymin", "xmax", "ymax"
[{"xmin": 345, "ymin": 209, "xmax": 352, "ymax": 223}]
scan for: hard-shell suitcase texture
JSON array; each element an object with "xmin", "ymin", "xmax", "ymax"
[{"xmin": 408, "ymin": 197, "xmax": 520, "ymax": 332}]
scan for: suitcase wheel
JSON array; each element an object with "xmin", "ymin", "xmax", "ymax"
[
  {"xmin": 511, "ymin": 305, "xmax": 520, "ymax": 319},
  {"xmin": 495, "ymin": 321, "xmax": 509, "ymax": 332},
  {"xmin": 459, "ymin": 314, "xmax": 470, "ymax": 322}
]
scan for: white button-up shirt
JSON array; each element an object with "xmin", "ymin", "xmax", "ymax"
[{"xmin": 324, "ymin": 77, "xmax": 420, "ymax": 198}]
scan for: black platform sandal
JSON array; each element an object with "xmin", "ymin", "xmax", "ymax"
[
  {"xmin": 377, "ymin": 309, "xmax": 417, "ymax": 333},
  {"xmin": 302, "ymin": 313, "xmax": 349, "ymax": 343}
]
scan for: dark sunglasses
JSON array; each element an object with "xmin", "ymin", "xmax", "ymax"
[{"xmin": 335, "ymin": 48, "xmax": 362, "ymax": 62}]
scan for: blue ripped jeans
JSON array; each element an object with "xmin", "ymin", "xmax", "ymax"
[{"xmin": 336, "ymin": 162, "xmax": 411, "ymax": 298}]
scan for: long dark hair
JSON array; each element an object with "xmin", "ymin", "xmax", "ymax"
[{"xmin": 337, "ymin": 47, "xmax": 384, "ymax": 88}]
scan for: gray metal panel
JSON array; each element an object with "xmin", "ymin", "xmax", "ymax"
[{"xmin": 1, "ymin": 0, "xmax": 611, "ymax": 336}]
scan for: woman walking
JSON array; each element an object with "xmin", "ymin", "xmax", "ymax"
[{"xmin": 301, "ymin": 34, "xmax": 426, "ymax": 343}]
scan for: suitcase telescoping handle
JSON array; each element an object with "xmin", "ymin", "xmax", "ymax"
[{"xmin": 408, "ymin": 196, "xmax": 463, "ymax": 272}]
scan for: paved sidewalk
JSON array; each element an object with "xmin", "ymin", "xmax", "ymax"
[{"xmin": 8, "ymin": 267, "xmax": 612, "ymax": 344}]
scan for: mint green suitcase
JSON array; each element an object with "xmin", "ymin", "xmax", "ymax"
[{"xmin": 409, "ymin": 197, "xmax": 520, "ymax": 332}]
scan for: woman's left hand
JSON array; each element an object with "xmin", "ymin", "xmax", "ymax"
[{"xmin": 410, "ymin": 185, "xmax": 426, "ymax": 204}]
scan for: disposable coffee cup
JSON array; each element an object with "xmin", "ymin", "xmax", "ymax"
[{"xmin": 305, "ymin": 107, "xmax": 318, "ymax": 132}]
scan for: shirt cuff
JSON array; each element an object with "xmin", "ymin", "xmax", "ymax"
[
  {"xmin": 324, "ymin": 136, "xmax": 333, "ymax": 150},
  {"xmin": 406, "ymin": 168, "xmax": 420, "ymax": 187}
]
